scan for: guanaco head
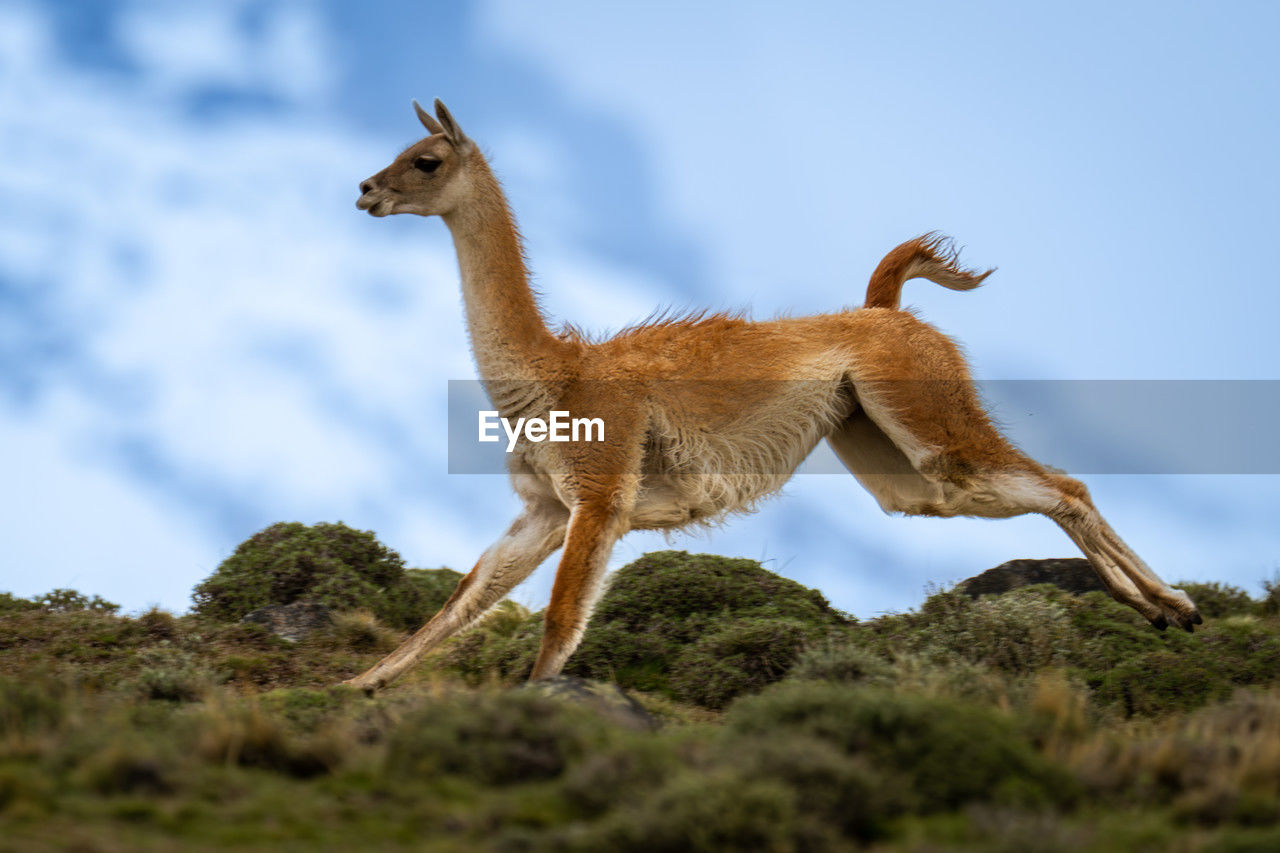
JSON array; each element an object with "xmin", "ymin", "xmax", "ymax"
[{"xmin": 357, "ymin": 99, "xmax": 476, "ymax": 217}]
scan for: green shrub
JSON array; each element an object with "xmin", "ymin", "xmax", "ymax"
[
  {"xmin": 0, "ymin": 593, "xmax": 39, "ymax": 614},
  {"xmin": 1066, "ymin": 590, "xmax": 1184, "ymax": 664},
  {"xmin": 1178, "ymin": 582, "xmax": 1257, "ymax": 619},
  {"xmin": 669, "ymin": 618, "xmax": 814, "ymax": 709},
  {"xmin": 791, "ymin": 638, "xmax": 1007, "ymax": 705},
  {"xmin": 726, "ymin": 682, "xmax": 1077, "ymax": 813},
  {"xmin": 438, "ymin": 605, "xmax": 545, "ymax": 683},
  {"xmin": 881, "ymin": 653, "xmax": 1014, "ymax": 707},
  {"xmin": 721, "ymin": 734, "xmax": 900, "ymax": 842},
  {"xmin": 790, "ymin": 640, "xmax": 895, "ymax": 685},
  {"xmin": 191, "ymin": 522, "xmax": 460, "ymax": 632},
  {"xmin": 33, "ymin": 589, "xmax": 119, "ymax": 614},
  {"xmin": 566, "ymin": 615, "xmax": 686, "ymax": 693},
  {"xmin": 573, "ymin": 552, "xmax": 849, "ymax": 704},
  {"xmin": 135, "ymin": 607, "xmax": 180, "ymax": 640},
  {"xmin": 1073, "ymin": 689, "xmax": 1280, "ymax": 826},
  {"xmin": 558, "ymin": 737, "xmax": 682, "ymax": 817},
  {"xmin": 76, "ymin": 738, "xmax": 176, "ymax": 795},
  {"xmin": 580, "ymin": 770, "xmax": 801, "ymax": 853},
  {"xmin": 1202, "ymin": 618, "xmax": 1280, "ymax": 686},
  {"xmin": 1092, "ymin": 649, "xmax": 1227, "ymax": 717},
  {"xmin": 0, "ymin": 677, "xmax": 68, "ymax": 738},
  {"xmin": 259, "ymin": 687, "xmax": 354, "ymax": 733},
  {"xmin": 440, "ymin": 551, "xmax": 850, "ymax": 708},
  {"xmin": 385, "ymin": 690, "xmax": 608, "ymax": 785},
  {"xmin": 134, "ymin": 645, "xmax": 213, "ymax": 702},
  {"xmin": 1260, "ymin": 574, "xmax": 1280, "ymax": 617},
  {"xmin": 861, "ymin": 586, "xmax": 1077, "ymax": 675},
  {"xmin": 196, "ymin": 698, "xmax": 342, "ymax": 778},
  {"xmin": 1063, "ymin": 591, "xmax": 1280, "ymax": 717},
  {"xmin": 320, "ymin": 610, "xmax": 402, "ymax": 653},
  {"xmin": 592, "ymin": 551, "xmax": 845, "ymax": 627},
  {"xmin": 375, "ymin": 566, "xmax": 463, "ymax": 634},
  {"xmin": 850, "ymin": 583, "xmax": 1280, "ymax": 718},
  {"xmin": 1082, "ymin": 614, "xmax": 1280, "ymax": 718}
]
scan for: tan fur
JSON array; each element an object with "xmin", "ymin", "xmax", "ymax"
[{"xmin": 343, "ymin": 101, "xmax": 1201, "ymax": 692}]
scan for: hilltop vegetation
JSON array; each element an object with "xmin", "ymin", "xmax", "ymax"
[
  {"xmin": 440, "ymin": 550, "xmax": 852, "ymax": 709},
  {"xmin": 3, "ymin": 523, "xmax": 1280, "ymax": 850},
  {"xmin": 191, "ymin": 521, "xmax": 462, "ymax": 632}
]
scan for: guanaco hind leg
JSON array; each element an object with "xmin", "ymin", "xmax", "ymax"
[
  {"xmin": 344, "ymin": 501, "xmax": 569, "ymax": 692},
  {"xmin": 1051, "ymin": 501, "xmax": 1200, "ymax": 630},
  {"xmin": 829, "ymin": 378, "xmax": 1202, "ymax": 631}
]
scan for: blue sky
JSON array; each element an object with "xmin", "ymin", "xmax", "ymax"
[{"xmin": 2, "ymin": 0, "xmax": 1278, "ymax": 617}]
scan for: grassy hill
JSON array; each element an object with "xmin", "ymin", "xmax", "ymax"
[{"xmin": 2, "ymin": 527, "xmax": 1280, "ymax": 850}]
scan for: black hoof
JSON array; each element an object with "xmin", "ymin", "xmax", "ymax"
[
  {"xmin": 1192, "ymin": 612, "xmax": 1204, "ymax": 625},
  {"xmin": 1151, "ymin": 615, "xmax": 1168, "ymax": 631}
]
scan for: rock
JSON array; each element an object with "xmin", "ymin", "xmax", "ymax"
[
  {"xmin": 957, "ymin": 558, "xmax": 1107, "ymax": 598},
  {"xmin": 522, "ymin": 675, "xmax": 658, "ymax": 731},
  {"xmin": 241, "ymin": 602, "xmax": 333, "ymax": 642}
]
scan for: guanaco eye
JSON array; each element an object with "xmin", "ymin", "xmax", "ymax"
[{"xmin": 414, "ymin": 157, "xmax": 442, "ymax": 174}]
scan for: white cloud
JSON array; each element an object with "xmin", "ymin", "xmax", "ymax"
[
  {"xmin": 118, "ymin": 0, "xmax": 334, "ymax": 103},
  {"xmin": 0, "ymin": 2, "xmax": 713, "ymax": 614},
  {"xmin": 0, "ymin": 3, "xmax": 483, "ymax": 609}
]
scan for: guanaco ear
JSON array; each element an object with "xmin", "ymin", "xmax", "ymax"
[
  {"xmin": 413, "ymin": 99, "xmax": 446, "ymax": 136},
  {"xmin": 433, "ymin": 98, "xmax": 471, "ymax": 149}
]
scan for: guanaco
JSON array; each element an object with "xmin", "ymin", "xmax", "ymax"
[{"xmin": 345, "ymin": 100, "xmax": 1200, "ymax": 691}]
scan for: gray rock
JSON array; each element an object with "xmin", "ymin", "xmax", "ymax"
[
  {"xmin": 522, "ymin": 675, "xmax": 658, "ymax": 731},
  {"xmin": 957, "ymin": 558, "xmax": 1106, "ymax": 598},
  {"xmin": 241, "ymin": 602, "xmax": 333, "ymax": 642}
]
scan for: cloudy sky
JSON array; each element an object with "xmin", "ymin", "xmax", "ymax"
[{"xmin": 2, "ymin": 0, "xmax": 1278, "ymax": 617}]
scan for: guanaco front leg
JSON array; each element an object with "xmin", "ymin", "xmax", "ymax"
[
  {"xmin": 344, "ymin": 501, "xmax": 568, "ymax": 692},
  {"xmin": 530, "ymin": 494, "xmax": 632, "ymax": 680}
]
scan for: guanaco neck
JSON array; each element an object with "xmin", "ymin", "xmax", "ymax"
[{"xmin": 442, "ymin": 157, "xmax": 565, "ymax": 383}]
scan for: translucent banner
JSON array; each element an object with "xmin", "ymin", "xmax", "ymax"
[{"xmin": 446, "ymin": 379, "xmax": 1280, "ymax": 475}]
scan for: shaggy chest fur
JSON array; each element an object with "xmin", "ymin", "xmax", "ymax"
[{"xmin": 505, "ymin": 372, "xmax": 855, "ymax": 531}]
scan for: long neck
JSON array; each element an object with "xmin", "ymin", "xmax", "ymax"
[{"xmin": 442, "ymin": 160, "xmax": 562, "ymax": 381}]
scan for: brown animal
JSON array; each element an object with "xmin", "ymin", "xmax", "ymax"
[{"xmin": 346, "ymin": 99, "xmax": 1200, "ymax": 691}]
